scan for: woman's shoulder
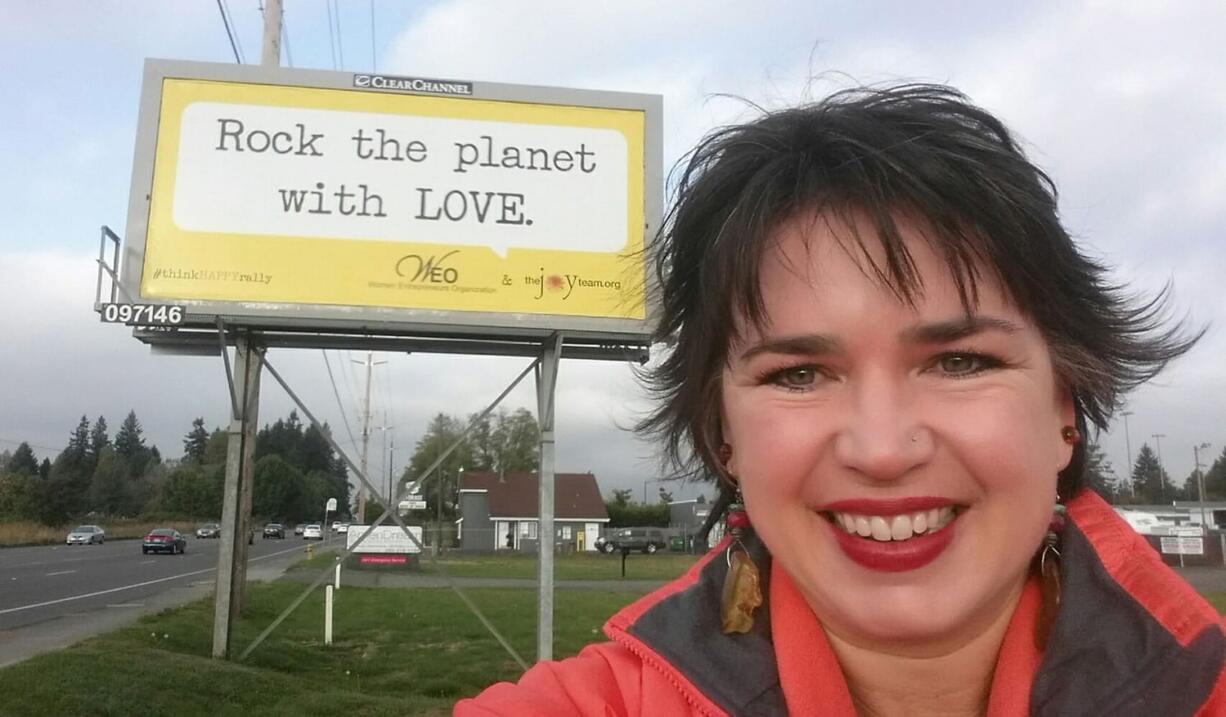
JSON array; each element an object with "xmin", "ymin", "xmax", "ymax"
[{"xmin": 453, "ymin": 639, "xmax": 711, "ymax": 717}]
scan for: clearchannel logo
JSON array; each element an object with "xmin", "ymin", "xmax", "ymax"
[{"xmin": 352, "ymin": 73, "xmax": 473, "ymax": 96}]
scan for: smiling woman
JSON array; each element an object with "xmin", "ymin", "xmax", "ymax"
[{"xmin": 456, "ymin": 85, "xmax": 1226, "ymax": 716}]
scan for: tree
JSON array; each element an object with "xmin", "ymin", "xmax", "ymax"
[
  {"xmin": 487, "ymin": 408, "xmax": 540, "ymax": 473},
  {"xmin": 1082, "ymin": 440, "xmax": 1117, "ymax": 502},
  {"xmin": 1203, "ymin": 445, "xmax": 1226, "ymax": 501},
  {"xmin": 0, "ymin": 472, "xmax": 36, "ymax": 518},
  {"xmin": 252, "ymin": 454, "xmax": 305, "ymax": 520},
  {"xmin": 88, "ymin": 446, "xmax": 130, "ymax": 516},
  {"xmin": 114, "ymin": 410, "xmax": 146, "ymax": 460},
  {"xmin": 183, "ymin": 418, "xmax": 210, "ymax": 464},
  {"xmin": 203, "ymin": 428, "xmax": 229, "ymax": 465},
  {"xmin": 65, "ymin": 415, "xmax": 91, "ymax": 473},
  {"xmin": 403, "ymin": 413, "xmax": 474, "ymax": 523},
  {"xmin": 1130, "ymin": 443, "xmax": 1176, "ymax": 504},
  {"xmin": 8, "ymin": 442, "xmax": 39, "ymax": 476},
  {"xmin": 88, "ymin": 416, "xmax": 110, "ymax": 468},
  {"xmin": 610, "ymin": 489, "xmax": 633, "ymax": 508}
]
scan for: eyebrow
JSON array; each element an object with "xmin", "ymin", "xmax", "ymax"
[{"xmin": 736, "ymin": 315, "xmax": 1023, "ymax": 363}]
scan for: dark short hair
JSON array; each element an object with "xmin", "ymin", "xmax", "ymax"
[{"xmin": 638, "ymin": 84, "xmax": 1199, "ymax": 501}]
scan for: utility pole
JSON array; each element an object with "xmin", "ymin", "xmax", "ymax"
[
  {"xmin": 352, "ymin": 352, "xmax": 386, "ymax": 522},
  {"xmin": 375, "ymin": 412, "xmax": 395, "ymax": 506},
  {"xmin": 1152, "ymin": 433, "xmax": 1167, "ymax": 503},
  {"xmin": 1121, "ymin": 410, "xmax": 1135, "ymax": 497},
  {"xmin": 260, "ymin": 0, "xmax": 283, "ymax": 66},
  {"xmin": 1194, "ymin": 443, "xmax": 1212, "ymax": 529}
]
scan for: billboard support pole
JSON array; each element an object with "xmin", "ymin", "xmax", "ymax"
[
  {"xmin": 212, "ymin": 332, "xmax": 263, "ymax": 658},
  {"xmin": 535, "ymin": 332, "xmax": 562, "ymax": 662}
]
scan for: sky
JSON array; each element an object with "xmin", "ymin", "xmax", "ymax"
[{"xmin": 1, "ymin": 1, "xmax": 1224, "ymax": 503}]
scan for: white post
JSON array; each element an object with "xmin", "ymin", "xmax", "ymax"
[
  {"xmin": 325, "ymin": 585, "xmax": 334, "ymax": 645},
  {"xmin": 334, "ymin": 563, "xmax": 341, "ymax": 590}
]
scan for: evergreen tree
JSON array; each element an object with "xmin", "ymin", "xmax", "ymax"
[
  {"xmin": 8, "ymin": 442, "xmax": 39, "ymax": 476},
  {"xmin": 65, "ymin": 415, "xmax": 91, "ymax": 471},
  {"xmin": 1082, "ymin": 440, "xmax": 1117, "ymax": 502},
  {"xmin": 88, "ymin": 416, "xmax": 110, "ymax": 468},
  {"xmin": 1203, "ymin": 445, "xmax": 1226, "ymax": 501},
  {"xmin": 1130, "ymin": 443, "xmax": 1176, "ymax": 504},
  {"xmin": 114, "ymin": 410, "xmax": 146, "ymax": 460},
  {"xmin": 252, "ymin": 454, "xmax": 304, "ymax": 520},
  {"xmin": 39, "ymin": 458, "xmax": 51, "ymax": 479},
  {"xmin": 203, "ymin": 428, "xmax": 229, "ymax": 465},
  {"xmin": 88, "ymin": 446, "xmax": 130, "ymax": 516},
  {"xmin": 183, "ymin": 417, "xmax": 210, "ymax": 464}
]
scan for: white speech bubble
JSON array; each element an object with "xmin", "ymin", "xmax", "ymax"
[{"xmin": 171, "ymin": 102, "xmax": 630, "ymax": 258}]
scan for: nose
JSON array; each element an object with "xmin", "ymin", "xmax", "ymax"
[{"xmin": 832, "ymin": 368, "xmax": 930, "ymax": 481}]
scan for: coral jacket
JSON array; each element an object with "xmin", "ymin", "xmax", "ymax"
[{"xmin": 456, "ymin": 491, "xmax": 1225, "ymax": 716}]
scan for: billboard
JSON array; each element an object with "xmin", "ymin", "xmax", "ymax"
[{"xmin": 120, "ymin": 60, "xmax": 661, "ymax": 340}]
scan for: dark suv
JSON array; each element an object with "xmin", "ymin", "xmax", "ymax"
[
  {"xmin": 607, "ymin": 527, "xmax": 667, "ymax": 554},
  {"xmin": 262, "ymin": 523, "xmax": 285, "ymax": 539}
]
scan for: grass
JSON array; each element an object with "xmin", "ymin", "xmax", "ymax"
[
  {"xmin": 0, "ymin": 518, "xmax": 207, "ymax": 547},
  {"xmin": 286, "ymin": 546, "xmax": 704, "ymax": 582},
  {"xmin": 419, "ymin": 550, "xmax": 703, "ymax": 581},
  {"xmin": 1207, "ymin": 592, "xmax": 1226, "ymax": 614},
  {"xmin": 0, "ymin": 581, "xmax": 647, "ymax": 715}
]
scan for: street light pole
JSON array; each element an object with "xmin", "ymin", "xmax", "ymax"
[
  {"xmin": 1152, "ymin": 433, "xmax": 1167, "ymax": 503},
  {"xmin": 1121, "ymin": 410, "xmax": 1135, "ymax": 497},
  {"xmin": 1194, "ymin": 443, "xmax": 1212, "ymax": 529}
]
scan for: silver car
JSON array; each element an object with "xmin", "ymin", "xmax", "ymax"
[{"xmin": 66, "ymin": 525, "xmax": 106, "ymax": 545}]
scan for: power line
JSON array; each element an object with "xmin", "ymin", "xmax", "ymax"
[
  {"xmin": 369, "ymin": 0, "xmax": 377, "ymax": 72},
  {"xmin": 325, "ymin": 0, "xmax": 339, "ymax": 70},
  {"xmin": 322, "ymin": 350, "xmax": 359, "ymax": 450},
  {"xmin": 216, "ymin": 0, "xmax": 244, "ymax": 63},
  {"xmin": 332, "ymin": 0, "xmax": 346, "ymax": 69},
  {"xmin": 0, "ymin": 437, "xmax": 59, "ymax": 453}
]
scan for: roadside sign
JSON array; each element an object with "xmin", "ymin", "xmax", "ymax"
[
  {"xmin": 347, "ymin": 524, "xmax": 423, "ymax": 554},
  {"xmin": 326, "ymin": 497, "xmax": 338, "ymax": 513},
  {"xmin": 1171, "ymin": 526, "xmax": 1203, "ymax": 537},
  {"xmin": 398, "ymin": 499, "xmax": 428, "ymax": 511},
  {"xmin": 1160, "ymin": 536, "xmax": 1204, "ymax": 555}
]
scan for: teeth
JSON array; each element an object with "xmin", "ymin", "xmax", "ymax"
[{"xmin": 831, "ymin": 507, "xmax": 957, "ymax": 542}]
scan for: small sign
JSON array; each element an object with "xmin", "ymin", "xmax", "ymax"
[
  {"xmin": 360, "ymin": 555, "xmax": 407, "ymax": 565},
  {"xmin": 1171, "ymin": 526, "xmax": 1204, "ymax": 537},
  {"xmin": 99, "ymin": 303, "xmax": 184, "ymax": 326},
  {"xmin": 347, "ymin": 524, "xmax": 423, "ymax": 554},
  {"xmin": 326, "ymin": 497, "xmax": 338, "ymax": 512},
  {"xmin": 399, "ymin": 499, "xmax": 428, "ymax": 511},
  {"xmin": 1160, "ymin": 536, "xmax": 1204, "ymax": 555}
]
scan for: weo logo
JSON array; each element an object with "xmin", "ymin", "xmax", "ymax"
[{"xmin": 395, "ymin": 250, "xmax": 460, "ymax": 284}]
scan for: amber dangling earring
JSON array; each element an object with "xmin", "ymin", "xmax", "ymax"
[
  {"xmin": 720, "ymin": 489, "xmax": 763, "ymax": 634},
  {"xmin": 1035, "ymin": 499, "xmax": 1067, "ymax": 650}
]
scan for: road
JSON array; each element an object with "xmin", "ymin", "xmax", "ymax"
[{"xmin": 0, "ymin": 532, "xmax": 324, "ymax": 666}]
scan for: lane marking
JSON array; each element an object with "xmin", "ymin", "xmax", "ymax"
[
  {"xmin": 0, "ymin": 545, "xmax": 305, "ymax": 616},
  {"xmin": 140, "ymin": 560, "xmax": 156, "ymax": 565},
  {"xmin": 106, "ymin": 603, "xmax": 145, "ymax": 608},
  {"xmin": 45, "ymin": 570, "xmax": 76, "ymax": 577}
]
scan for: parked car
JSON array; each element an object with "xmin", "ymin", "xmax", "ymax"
[
  {"xmin": 335, "ymin": 523, "xmax": 350, "ymax": 534},
  {"xmin": 294, "ymin": 524, "xmax": 305, "ymax": 536},
  {"xmin": 302, "ymin": 524, "xmax": 323, "ymax": 540},
  {"xmin": 262, "ymin": 523, "xmax": 285, "ymax": 539},
  {"xmin": 142, "ymin": 528, "xmax": 186, "ymax": 554},
  {"xmin": 607, "ymin": 527, "xmax": 668, "ymax": 554},
  {"xmin": 195, "ymin": 523, "xmax": 220, "ymax": 539},
  {"xmin": 66, "ymin": 525, "xmax": 105, "ymax": 545}
]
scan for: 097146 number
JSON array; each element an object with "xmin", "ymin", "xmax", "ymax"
[{"xmin": 99, "ymin": 303, "xmax": 184, "ymax": 326}]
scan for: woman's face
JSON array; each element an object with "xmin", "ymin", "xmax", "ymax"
[{"xmin": 720, "ymin": 211, "xmax": 1074, "ymax": 652}]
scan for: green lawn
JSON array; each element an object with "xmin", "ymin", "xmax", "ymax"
[
  {"xmin": 0, "ymin": 582, "xmax": 646, "ymax": 716},
  {"xmin": 420, "ymin": 550, "xmax": 702, "ymax": 581},
  {"xmin": 293, "ymin": 548, "xmax": 703, "ymax": 581}
]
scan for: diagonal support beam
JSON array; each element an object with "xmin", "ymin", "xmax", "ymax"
[{"xmin": 239, "ymin": 356, "xmax": 537, "ymax": 669}]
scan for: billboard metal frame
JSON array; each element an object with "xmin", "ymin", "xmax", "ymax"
[{"xmin": 116, "ymin": 59, "xmax": 663, "ymax": 351}]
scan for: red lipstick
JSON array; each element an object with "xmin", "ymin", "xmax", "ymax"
[{"xmin": 823, "ymin": 501, "xmax": 959, "ymax": 572}]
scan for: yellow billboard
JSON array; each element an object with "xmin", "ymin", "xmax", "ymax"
[{"xmin": 139, "ymin": 76, "xmax": 648, "ymax": 322}]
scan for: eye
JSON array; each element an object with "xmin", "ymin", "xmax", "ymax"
[
  {"xmin": 763, "ymin": 365, "xmax": 824, "ymax": 391},
  {"xmin": 932, "ymin": 352, "xmax": 1000, "ymax": 377}
]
